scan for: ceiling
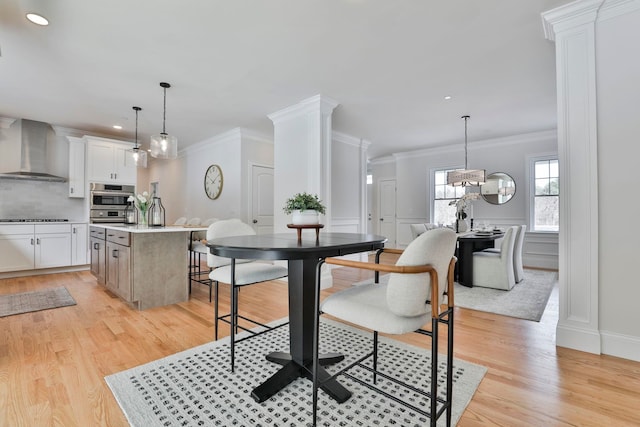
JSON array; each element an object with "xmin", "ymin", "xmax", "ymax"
[{"xmin": 0, "ymin": 0, "xmax": 570, "ymax": 159}]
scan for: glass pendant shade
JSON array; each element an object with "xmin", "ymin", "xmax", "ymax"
[
  {"xmin": 127, "ymin": 106, "xmax": 148, "ymax": 168},
  {"xmin": 150, "ymin": 133, "xmax": 178, "ymax": 159},
  {"xmin": 131, "ymin": 147, "xmax": 148, "ymax": 168},
  {"xmin": 447, "ymin": 115, "xmax": 485, "ymax": 187},
  {"xmin": 150, "ymin": 82, "xmax": 178, "ymax": 159}
]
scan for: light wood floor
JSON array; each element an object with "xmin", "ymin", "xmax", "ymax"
[{"xmin": 1, "ymin": 263, "xmax": 639, "ymax": 426}]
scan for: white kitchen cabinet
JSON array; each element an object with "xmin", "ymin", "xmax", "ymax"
[
  {"xmin": 0, "ymin": 224, "xmax": 72, "ymax": 272},
  {"xmin": 35, "ymin": 231, "xmax": 71, "ymax": 269},
  {"xmin": 67, "ymin": 136, "xmax": 86, "ymax": 198},
  {"xmin": 71, "ymin": 223, "xmax": 88, "ymax": 265},
  {"xmin": 86, "ymin": 137, "xmax": 137, "ymax": 185},
  {"xmin": 0, "ymin": 225, "xmax": 35, "ymax": 272}
]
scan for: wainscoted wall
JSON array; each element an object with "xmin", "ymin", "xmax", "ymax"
[{"xmin": 370, "ymin": 129, "xmax": 558, "ymax": 269}]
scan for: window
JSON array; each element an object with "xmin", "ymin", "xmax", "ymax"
[
  {"xmin": 433, "ymin": 169, "xmax": 465, "ymax": 225},
  {"xmin": 532, "ymin": 158, "xmax": 559, "ymax": 231}
]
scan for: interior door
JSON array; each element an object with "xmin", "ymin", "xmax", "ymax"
[
  {"xmin": 250, "ymin": 165, "xmax": 275, "ymax": 234},
  {"xmin": 378, "ymin": 179, "xmax": 397, "ymax": 246}
]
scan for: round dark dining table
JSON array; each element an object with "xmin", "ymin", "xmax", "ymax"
[{"xmin": 207, "ymin": 232, "xmax": 387, "ymax": 403}]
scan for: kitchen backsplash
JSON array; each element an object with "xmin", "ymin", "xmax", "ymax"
[{"xmin": 0, "ymin": 179, "xmax": 86, "ymax": 220}]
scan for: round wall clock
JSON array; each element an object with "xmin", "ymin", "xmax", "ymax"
[{"xmin": 204, "ymin": 164, "xmax": 223, "ymax": 200}]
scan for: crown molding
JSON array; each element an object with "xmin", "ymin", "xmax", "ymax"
[
  {"xmin": 542, "ymin": 0, "xmax": 604, "ymax": 41},
  {"xmin": 598, "ymin": 0, "xmax": 640, "ymax": 21},
  {"xmin": 51, "ymin": 125, "xmax": 87, "ymax": 138},
  {"xmin": 383, "ymin": 129, "xmax": 557, "ymax": 161},
  {"xmin": 0, "ymin": 117, "xmax": 16, "ymax": 129},
  {"xmin": 332, "ymin": 131, "xmax": 371, "ymax": 149},
  {"xmin": 268, "ymin": 94, "xmax": 339, "ymax": 124},
  {"xmin": 368, "ymin": 155, "xmax": 395, "ymax": 165}
]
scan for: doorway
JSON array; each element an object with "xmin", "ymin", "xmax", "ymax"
[
  {"xmin": 378, "ymin": 179, "xmax": 396, "ymax": 246},
  {"xmin": 250, "ymin": 165, "xmax": 274, "ymax": 234}
]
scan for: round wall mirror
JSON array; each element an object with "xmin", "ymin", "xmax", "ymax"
[{"xmin": 481, "ymin": 172, "xmax": 516, "ymax": 205}]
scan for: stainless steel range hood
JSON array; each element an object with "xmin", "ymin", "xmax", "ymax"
[{"xmin": 0, "ymin": 119, "xmax": 67, "ymax": 182}]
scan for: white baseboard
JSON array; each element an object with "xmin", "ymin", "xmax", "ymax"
[
  {"xmin": 556, "ymin": 323, "xmax": 601, "ymax": 354},
  {"xmin": 0, "ymin": 265, "xmax": 90, "ymax": 280},
  {"xmin": 601, "ymin": 330, "xmax": 640, "ymax": 362}
]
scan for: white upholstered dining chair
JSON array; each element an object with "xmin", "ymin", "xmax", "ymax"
[
  {"xmin": 481, "ymin": 224, "xmax": 527, "ymax": 283},
  {"xmin": 312, "ymin": 228, "xmax": 458, "ymax": 426},
  {"xmin": 173, "ymin": 216, "xmax": 187, "ymax": 225},
  {"xmin": 472, "ymin": 225, "xmax": 518, "ymax": 290},
  {"xmin": 207, "ymin": 219, "xmax": 288, "ymax": 372}
]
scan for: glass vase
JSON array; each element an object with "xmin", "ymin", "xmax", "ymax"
[
  {"xmin": 139, "ymin": 208, "xmax": 148, "ymax": 226},
  {"xmin": 148, "ymin": 197, "xmax": 165, "ymax": 227}
]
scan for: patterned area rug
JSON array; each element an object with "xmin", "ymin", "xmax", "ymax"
[
  {"xmin": 106, "ymin": 318, "xmax": 486, "ymax": 427},
  {"xmin": 0, "ymin": 287, "xmax": 76, "ymax": 317},
  {"xmin": 355, "ymin": 269, "xmax": 557, "ymax": 322}
]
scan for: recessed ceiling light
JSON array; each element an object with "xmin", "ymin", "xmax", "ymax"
[
  {"xmin": 444, "ymin": 96, "xmax": 452, "ymax": 100},
  {"xmin": 113, "ymin": 125, "xmax": 123, "ymax": 130},
  {"xmin": 26, "ymin": 13, "xmax": 49, "ymax": 26}
]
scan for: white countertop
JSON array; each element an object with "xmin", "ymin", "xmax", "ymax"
[{"xmin": 90, "ymin": 224, "xmax": 208, "ymax": 234}]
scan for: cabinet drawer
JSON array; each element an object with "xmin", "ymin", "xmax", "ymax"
[
  {"xmin": 90, "ymin": 226, "xmax": 106, "ymax": 240},
  {"xmin": 35, "ymin": 224, "xmax": 72, "ymax": 234},
  {"xmin": 106, "ymin": 229, "xmax": 130, "ymax": 246},
  {"xmin": 0, "ymin": 224, "xmax": 34, "ymax": 235}
]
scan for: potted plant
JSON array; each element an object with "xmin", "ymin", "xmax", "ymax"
[{"xmin": 283, "ymin": 192, "xmax": 326, "ymax": 225}]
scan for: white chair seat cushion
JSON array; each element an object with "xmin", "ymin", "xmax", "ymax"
[
  {"xmin": 321, "ymin": 283, "xmax": 430, "ymax": 335},
  {"xmin": 482, "ymin": 248, "xmax": 500, "ymax": 254},
  {"xmin": 209, "ymin": 262, "xmax": 288, "ymax": 286},
  {"xmin": 192, "ymin": 241, "xmax": 208, "ymax": 254}
]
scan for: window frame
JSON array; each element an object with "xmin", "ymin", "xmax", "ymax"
[
  {"xmin": 430, "ymin": 166, "xmax": 465, "ymax": 225},
  {"xmin": 527, "ymin": 154, "xmax": 559, "ymax": 233}
]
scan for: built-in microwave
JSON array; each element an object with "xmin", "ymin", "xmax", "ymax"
[{"xmin": 90, "ymin": 183, "xmax": 135, "ymax": 210}]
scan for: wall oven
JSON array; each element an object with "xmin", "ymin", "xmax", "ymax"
[{"xmin": 90, "ymin": 183, "xmax": 135, "ymax": 223}]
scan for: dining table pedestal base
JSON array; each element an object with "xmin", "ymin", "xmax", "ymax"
[{"xmin": 250, "ymin": 351, "xmax": 351, "ymax": 404}]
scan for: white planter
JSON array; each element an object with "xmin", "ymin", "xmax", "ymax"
[{"xmin": 291, "ymin": 210, "xmax": 320, "ymax": 225}]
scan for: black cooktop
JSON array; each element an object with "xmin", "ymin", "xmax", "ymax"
[{"xmin": 0, "ymin": 219, "xmax": 69, "ymax": 222}]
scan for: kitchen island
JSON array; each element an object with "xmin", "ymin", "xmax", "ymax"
[{"xmin": 90, "ymin": 224, "xmax": 205, "ymax": 309}]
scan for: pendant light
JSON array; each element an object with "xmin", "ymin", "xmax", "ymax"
[
  {"xmin": 128, "ymin": 106, "xmax": 148, "ymax": 168},
  {"xmin": 447, "ymin": 115, "xmax": 485, "ymax": 187},
  {"xmin": 150, "ymin": 82, "xmax": 178, "ymax": 159}
]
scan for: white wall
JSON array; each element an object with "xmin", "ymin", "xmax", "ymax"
[
  {"xmin": 143, "ymin": 128, "xmax": 274, "ymax": 225},
  {"xmin": 369, "ymin": 130, "xmax": 558, "ymax": 269},
  {"xmin": 595, "ymin": 3, "xmax": 640, "ymax": 357},
  {"xmin": 331, "ymin": 134, "xmax": 364, "ymax": 233}
]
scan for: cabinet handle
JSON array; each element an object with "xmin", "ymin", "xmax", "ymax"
[
  {"xmin": 114, "ymin": 173, "xmax": 117, "ymax": 179},
  {"xmin": 36, "ymin": 238, "xmax": 40, "ymax": 245},
  {"xmin": 31, "ymin": 238, "xmax": 34, "ymax": 245},
  {"xmin": 70, "ymin": 187, "xmax": 74, "ymax": 194},
  {"xmin": 112, "ymin": 249, "xmax": 118, "ymax": 258},
  {"xmin": 73, "ymin": 227, "xmax": 77, "ymax": 234}
]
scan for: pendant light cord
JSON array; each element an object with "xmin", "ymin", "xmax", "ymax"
[
  {"xmin": 135, "ymin": 108, "xmax": 139, "ymax": 148},
  {"xmin": 162, "ymin": 86, "xmax": 167, "ymax": 134},
  {"xmin": 133, "ymin": 106, "xmax": 142, "ymax": 149},
  {"xmin": 462, "ymin": 115, "xmax": 470, "ymax": 169},
  {"xmin": 159, "ymin": 82, "xmax": 171, "ymax": 135}
]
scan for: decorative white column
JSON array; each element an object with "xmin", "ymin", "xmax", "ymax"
[
  {"xmin": 268, "ymin": 95, "xmax": 339, "ymax": 232},
  {"xmin": 542, "ymin": 0, "xmax": 603, "ymax": 354},
  {"xmin": 268, "ymin": 95, "xmax": 339, "ymax": 288}
]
